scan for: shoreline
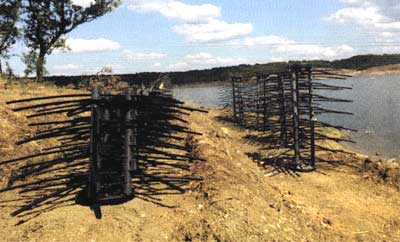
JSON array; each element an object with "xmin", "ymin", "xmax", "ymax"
[
  {"xmin": 174, "ymin": 64, "xmax": 400, "ymax": 88},
  {"xmin": 1, "ymin": 78, "xmax": 400, "ymax": 241},
  {"xmin": 339, "ymin": 64, "xmax": 400, "ymax": 77}
]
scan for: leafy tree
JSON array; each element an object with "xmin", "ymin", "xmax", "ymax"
[
  {"xmin": 0, "ymin": 0, "xmax": 20, "ymax": 74},
  {"xmin": 22, "ymin": 0, "xmax": 121, "ymax": 81},
  {"xmin": 22, "ymin": 50, "xmax": 42, "ymax": 77},
  {"xmin": 5, "ymin": 61, "xmax": 15, "ymax": 79}
]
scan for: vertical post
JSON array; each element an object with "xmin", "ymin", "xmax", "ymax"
[
  {"xmin": 262, "ymin": 76, "xmax": 268, "ymax": 131},
  {"xmin": 278, "ymin": 75, "xmax": 287, "ymax": 146},
  {"xmin": 89, "ymin": 85, "xmax": 102, "ymax": 218},
  {"xmin": 307, "ymin": 67, "xmax": 316, "ymax": 167},
  {"xmin": 237, "ymin": 77, "xmax": 244, "ymax": 125},
  {"xmin": 290, "ymin": 69, "xmax": 301, "ymax": 166},
  {"xmin": 96, "ymin": 98, "xmax": 103, "ymax": 171},
  {"xmin": 131, "ymin": 91, "xmax": 138, "ymax": 172},
  {"xmin": 256, "ymin": 76, "xmax": 261, "ymax": 130},
  {"xmin": 116, "ymin": 109, "xmax": 121, "ymax": 133},
  {"xmin": 124, "ymin": 89, "xmax": 132, "ymax": 196},
  {"xmin": 231, "ymin": 77, "xmax": 237, "ymax": 121},
  {"xmin": 103, "ymin": 107, "xmax": 110, "ymax": 147}
]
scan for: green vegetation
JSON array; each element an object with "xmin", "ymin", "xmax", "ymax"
[
  {"xmin": 164, "ymin": 54, "xmax": 400, "ymax": 85},
  {"xmin": 310, "ymin": 54, "xmax": 400, "ymax": 70},
  {"xmin": 22, "ymin": 0, "xmax": 121, "ymax": 82},
  {"xmin": 0, "ymin": 0, "xmax": 20, "ymax": 74},
  {"xmin": 0, "ymin": 0, "xmax": 121, "ymax": 82},
  {"xmin": 22, "ymin": 50, "xmax": 43, "ymax": 77},
  {"xmin": 39, "ymin": 53, "xmax": 400, "ymax": 87}
]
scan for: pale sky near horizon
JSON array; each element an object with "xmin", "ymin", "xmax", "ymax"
[{"xmin": 7, "ymin": 0, "xmax": 400, "ymax": 76}]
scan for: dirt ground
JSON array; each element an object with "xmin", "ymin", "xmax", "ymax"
[{"xmin": 0, "ymin": 78, "xmax": 400, "ymax": 242}]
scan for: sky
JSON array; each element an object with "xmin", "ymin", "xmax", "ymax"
[{"xmin": 7, "ymin": 0, "xmax": 400, "ymax": 75}]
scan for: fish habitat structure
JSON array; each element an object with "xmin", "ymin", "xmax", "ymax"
[
  {"xmin": 1, "ymin": 83, "xmax": 205, "ymax": 219},
  {"xmin": 220, "ymin": 64, "xmax": 355, "ymax": 171}
]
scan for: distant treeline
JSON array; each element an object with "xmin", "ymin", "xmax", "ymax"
[
  {"xmin": 43, "ymin": 54, "xmax": 400, "ymax": 87},
  {"xmin": 310, "ymin": 54, "xmax": 400, "ymax": 70}
]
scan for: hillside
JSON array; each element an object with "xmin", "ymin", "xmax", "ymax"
[
  {"xmin": 37, "ymin": 54, "xmax": 400, "ymax": 87},
  {"xmin": 0, "ymin": 78, "xmax": 400, "ymax": 241},
  {"xmin": 348, "ymin": 64, "xmax": 400, "ymax": 76}
]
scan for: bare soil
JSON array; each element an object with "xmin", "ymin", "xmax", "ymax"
[{"xmin": 0, "ymin": 78, "xmax": 399, "ymax": 242}]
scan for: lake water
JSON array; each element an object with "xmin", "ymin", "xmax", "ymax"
[
  {"xmin": 173, "ymin": 75, "xmax": 400, "ymax": 159},
  {"xmin": 173, "ymin": 85, "xmax": 224, "ymax": 108}
]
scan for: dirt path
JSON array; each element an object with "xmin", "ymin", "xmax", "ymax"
[{"xmin": 0, "ymin": 103, "xmax": 399, "ymax": 241}]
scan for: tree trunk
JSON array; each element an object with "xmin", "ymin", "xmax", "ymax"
[
  {"xmin": 0, "ymin": 59, "xmax": 3, "ymax": 75},
  {"xmin": 36, "ymin": 51, "xmax": 46, "ymax": 82}
]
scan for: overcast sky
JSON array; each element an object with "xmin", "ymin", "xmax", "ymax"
[{"xmin": 7, "ymin": 0, "xmax": 400, "ymax": 75}]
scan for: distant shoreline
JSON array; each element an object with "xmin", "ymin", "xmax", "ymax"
[
  {"xmin": 339, "ymin": 64, "xmax": 400, "ymax": 77},
  {"xmin": 174, "ymin": 64, "xmax": 400, "ymax": 88},
  {"xmin": 11, "ymin": 63, "xmax": 400, "ymax": 89}
]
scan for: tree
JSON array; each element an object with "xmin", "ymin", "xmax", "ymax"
[
  {"xmin": 0, "ymin": 0, "xmax": 20, "ymax": 74},
  {"xmin": 5, "ymin": 61, "xmax": 15, "ymax": 79},
  {"xmin": 22, "ymin": 0, "xmax": 121, "ymax": 81},
  {"xmin": 22, "ymin": 50, "xmax": 43, "ymax": 77}
]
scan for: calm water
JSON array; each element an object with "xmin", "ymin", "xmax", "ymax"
[
  {"xmin": 173, "ymin": 85, "xmax": 224, "ymax": 108},
  {"xmin": 173, "ymin": 75, "xmax": 400, "ymax": 158}
]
